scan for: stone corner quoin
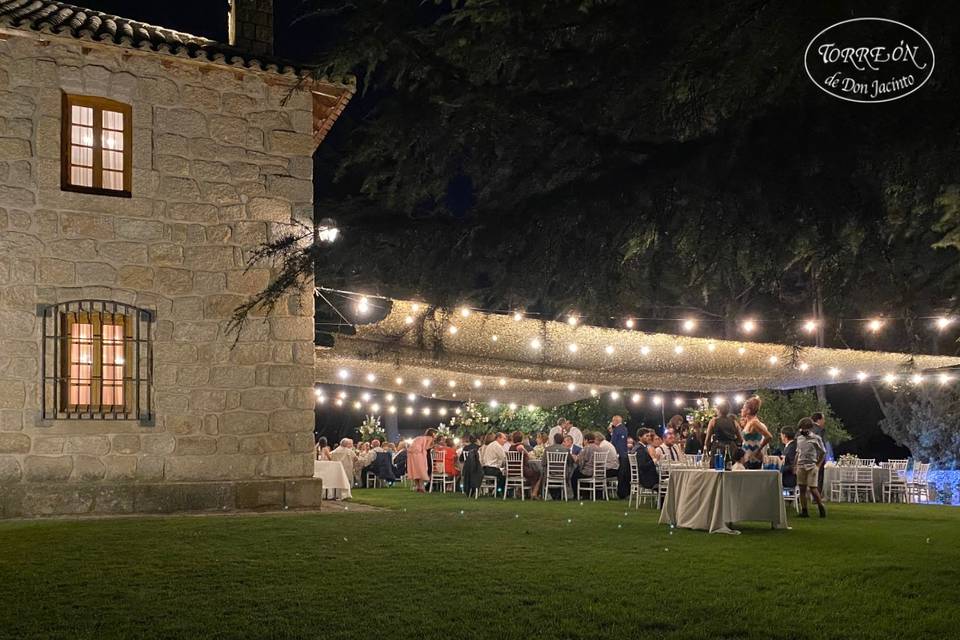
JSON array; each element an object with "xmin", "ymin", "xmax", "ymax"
[{"xmin": 0, "ymin": 28, "xmax": 323, "ymax": 516}]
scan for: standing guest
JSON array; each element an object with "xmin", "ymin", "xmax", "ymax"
[
  {"xmin": 795, "ymin": 418, "xmax": 827, "ymax": 518},
  {"xmin": 684, "ymin": 421, "xmax": 704, "ymax": 456},
  {"xmin": 481, "ymin": 432, "xmax": 509, "ymax": 492},
  {"xmin": 704, "ymin": 409, "xmax": 742, "ymax": 459},
  {"xmin": 656, "ymin": 428, "xmax": 684, "ymax": 462},
  {"xmin": 407, "ymin": 429, "xmax": 437, "ymax": 493},
  {"xmin": 548, "ymin": 418, "xmax": 584, "ymax": 449},
  {"xmin": 780, "ymin": 426, "xmax": 798, "ymax": 489},
  {"xmin": 634, "ymin": 429, "xmax": 659, "ymax": 489},
  {"xmin": 609, "ymin": 415, "xmax": 628, "ymax": 456},
  {"xmin": 740, "ymin": 396, "xmax": 773, "ymax": 470},
  {"xmin": 571, "ymin": 432, "xmax": 599, "ymax": 495},
  {"xmin": 811, "ymin": 411, "xmax": 833, "ymax": 487},
  {"xmin": 509, "ymin": 431, "xmax": 542, "ymax": 498},
  {"xmin": 316, "ymin": 437, "xmax": 332, "ymax": 461},
  {"xmin": 329, "ymin": 438, "xmax": 358, "ymax": 485}
]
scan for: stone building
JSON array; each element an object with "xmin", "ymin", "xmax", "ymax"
[{"xmin": 0, "ymin": 0, "xmax": 353, "ymax": 517}]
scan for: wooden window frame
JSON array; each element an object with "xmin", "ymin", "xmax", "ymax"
[
  {"xmin": 59, "ymin": 311, "xmax": 134, "ymax": 415},
  {"xmin": 61, "ymin": 93, "xmax": 133, "ymax": 198}
]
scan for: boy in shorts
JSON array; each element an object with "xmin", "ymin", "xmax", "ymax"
[{"xmin": 795, "ymin": 417, "xmax": 827, "ymax": 518}]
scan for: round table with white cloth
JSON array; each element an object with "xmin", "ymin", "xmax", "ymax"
[
  {"xmin": 659, "ymin": 469, "xmax": 789, "ymax": 534},
  {"xmin": 314, "ymin": 460, "xmax": 353, "ymax": 500}
]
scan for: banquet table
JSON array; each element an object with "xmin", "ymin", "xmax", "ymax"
[
  {"xmin": 822, "ymin": 464, "xmax": 888, "ymax": 501},
  {"xmin": 314, "ymin": 460, "xmax": 353, "ymax": 500},
  {"xmin": 659, "ymin": 469, "xmax": 788, "ymax": 534}
]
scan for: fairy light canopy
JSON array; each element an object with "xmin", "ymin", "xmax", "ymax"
[{"xmin": 314, "ymin": 298, "xmax": 960, "ymax": 405}]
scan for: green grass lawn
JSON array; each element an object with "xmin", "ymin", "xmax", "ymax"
[{"xmin": 1, "ymin": 488, "xmax": 959, "ymax": 640}]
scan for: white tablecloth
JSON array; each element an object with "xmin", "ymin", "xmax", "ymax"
[
  {"xmin": 659, "ymin": 469, "xmax": 788, "ymax": 534},
  {"xmin": 314, "ymin": 460, "xmax": 352, "ymax": 500},
  {"xmin": 822, "ymin": 465, "xmax": 888, "ymax": 501}
]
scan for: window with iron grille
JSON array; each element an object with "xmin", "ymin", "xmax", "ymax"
[{"xmin": 40, "ymin": 301, "xmax": 153, "ymax": 424}]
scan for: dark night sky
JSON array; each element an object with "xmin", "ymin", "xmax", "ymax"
[{"xmin": 76, "ymin": 0, "xmax": 230, "ymax": 40}]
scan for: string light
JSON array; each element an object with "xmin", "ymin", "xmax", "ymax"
[
  {"xmin": 356, "ymin": 297, "xmax": 370, "ymax": 314},
  {"xmin": 385, "ymin": 393, "xmax": 394, "ymax": 401},
  {"xmin": 459, "ymin": 307, "xmax": 471, "ymax": 318},
  {"xmin": 856, "ymin": 371, "xmax": 867, "ymax": 382},
  {"xmin": 370, "ymin": 403, "xmax": 380, "ymax": 412},
  {"xmin": 365, "ymin": 373, "xmax": 376, "ymax": 382},
  {"xmin": 741, "ymin": 319, "xmax": 757, "ymax": 334},
  {"xmin": 352, "ymin": 401, "xmax": 361, "ymax": 409},
  {"xmin": 421, "ymin": 378, "xmax": 431, "ymax": 387},
  {"xmin": 883, "ymin": 373, "xmax": 897, "ymax": 385},
  {"xmin": 568, "ymin": 343, "xmax": 578, "ymax": 353},
  {"xmin": 567, "ymin": 314, "xmax": 579, "ymax": 326},
  {"xmin": 867, "ymin": 318, "xmax": 884, "ymax": 333},
  {"xmin": 338, "ymin": 391, "xmax": 347, "ymax": 399},
  {"xmin": 422, "ymin": 407, "xmax": 431, "ymax": 416},
  {"xmin": 682, "ymin": 318, "xmax": 697, "ymax": 333},
  {"xmin": 610, "ymin": 391, "xmax": 620, "ymax": 400},
  {"xmin": 405, "ymin": 407, "xmax": 413, "ymax": 415},
  {"xmin": 640, "ymin": 345, "xmax": 651, "ymax": 356},
  {"xmin": 439, "ymin": 407, "xmax": 448, "ymax": 416},
  {"xmin": 631, "ymin": 393, "xmax": 642, "ymax": 403},
  {"xmin": 910, "ymin": 373, "xmax": 924, "ymax": 384},
  {"xmin": 590, "ymin": 389, "xmax": 598, "ymax": 397},
  {"xmin": 938, "ymin": 373, "xmax": 952, "ymax": 385},
  {"xmin": 388, "ymin": 405, "xmax": 397, "ymax": 413},
  {"xmin": 674, "ymin": 345, "xmax": 684, "ymax": 355},
  {"xmin": 448, "ymin": 325, "xmax": 458, "ymax": 335},
  {"xmin": 530, "ymin": 338, "xmax": 542, "ymax": 349},
  {"xmin": 936, "ymin": 317, "xmax": 954, "ymax": 330},
  {"xmin": 394, "ymin": 377, "xmax": 404, "ymax": 385},
  {"xmin": 407, "ymin": 393, "xmax": 416, "ymax": 401},
  {"xmin": 673, "ymin": 397, "xmax": 683, "ymax": 407},
  {"xmin": 447, "ymin": 380, "xmax": 457, "ymax": 388},
  {"xmin": 625, "ymin": 318, "xmax": 635, "ymax": 329},
  {"xmin": 713, "ymin": 395, "xmax": 725, "ymax": 406},
  {"xmin": 404, "ymin": 315, "xmax": 414, "ymax": 324},
  {"xmin": 499, "ymin": 378, "xmax": 507, "ymax": 387},
  {"xmin": 527, "ymin": 404, "xmax": 536, "ymax": 411},
  {"xmin": 473, "ymin": 379, "xmax": 482, "ymax": 388},
  {"xmin": 490, "ymin": 334, "xmax": 498, "ymax": 342},
  {"xmin": 652, "ymin": 395, "xmax": 662, "ymax": 406},
  {"xmin": 361, "ymin": 392, "xmax": 371, "ymax": 401},
  {"xmin": 334, "ymin": 399, "xmax": 343, "ymax": 407},
  {"xmin": 803, "ymin": 319, "xmax": 819, "ymax": 333},
  {"xmin": 828, "ymin": 367, "xmax": 840, "ymax": 378},
  {"xmin": 513, "ymin": 312, "xmax": 523, "ymax": 321},
  {"xmin": 567, "ymin": 382, "xmax": 577, "ymax": 392},
  {"xmin": 737, "ymin": 347, "xmax": 746, "ymax": 356},
  {"xmin": 768, "ymin": 355, "xmax": 778, "ymax": 365},
  {"xmin": 508, "ymin": 402, "xmax": 517, "ymax": 410},
  {"xmin": 707, "ymin": 342, "xmax": 716, "ymax": 352},
  {"xmin": 733, "ymin": 394, "xmax": 744, "ymax": 404},
  {"xmin": 799, "ymin": 362, "xmax": 810, "ymax": 371},
  {"xmin": 489, "ymin": 400, "xmax": 499, "ymax": 408},
  {"xmin": 605, "ymin": 345, "xmax": 615, "ymax": 355},
  {"xmin": 411, "ymin": 303, "xmax": 421, "ymax": 312},
  {"xmin": 337, "ymin": 369, "xmax": 350, "ymax": 380}
]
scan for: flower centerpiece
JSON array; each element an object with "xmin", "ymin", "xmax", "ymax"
[
  {"xmin": 449, "ymin": 401, "xmax": 492, "ymax": 437},
  {"xmin": 435, "ymin": 423, "xmax": 453, "ymax": 440},
  {"xmin": 358, "ymin": 414, "xmax": 386, "ymax": 443},
  {"xmin": 838, "ymin": 453, "xmax": 859, "ymax": 467}
]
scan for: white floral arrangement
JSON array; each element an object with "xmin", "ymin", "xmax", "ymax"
[
  {"xmin": 435, "ymin": 423, "xmax": 453, "ymax": 440},
  {"xmin": 450, "ymin": 401, "xmax": 491, "ymax": 433},
  {"xmin": 838, "ymin": 453, "xmax": 859, "ymax": 467},
  {"xmin": 358, "ymin": 414, "xmax": 386, "ymax": 443}
]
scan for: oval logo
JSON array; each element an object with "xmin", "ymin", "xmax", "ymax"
[{"xmin": 804, "ymin": 17, "xmax": 935, "ymax": 103}]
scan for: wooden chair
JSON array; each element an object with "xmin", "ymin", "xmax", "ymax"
[
  {"xmin": 881, "ymin": 460, "xmax": 909, "ymax": 503},
  {"xmin": 542, "ymin": 451, "xmax": 569, "ymax": 501},
  {"xmin": 576, "ymin": 451, "xmax": 608, "ymax": 501},
  {"xmin": 428, "ymin": 449, "xmax": 455, "ymax": 493},
  {"xmin": 503, "ymin": 450, "xmax": 529, "ymax": 500}
]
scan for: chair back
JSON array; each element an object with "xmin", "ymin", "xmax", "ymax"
[
  {"xmin": 545, "ymin": 451, "xmax": 568, "ymax": 480},
  {"xmin": 592, "ymin": 451, "xmax": 608, "ymax": 477},
  {"xmin": 855, "ymin": 465, "xmax": 874, "ymax": 484},
  {"xmin": 857, "ymin": 458, "xmax": 876, "ymax": 467},
  {"xmin": 838, "ymin": 466, "xmax": 857, "ymax": 483},
  {"xmin": 913, "ymin": 462, "xmax": 930, "ymax": 484},
  {"xmin": 505, "ymin": 450, "xmax": 524, "ymax": 478},
  {"xmin": 881, "ymin": 460, "xmax": 908, "ymax": 482},
  {"xmin": 628, "ymin": 453, "xmax": 639, "ymax": 484},
  {"xmin": 431, "ymin": 449, "xmax": 446, "ymax": 475}
]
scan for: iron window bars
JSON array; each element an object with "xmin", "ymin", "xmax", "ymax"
[{"xmin": 40, "ymin": 300, "xmax": 153, "ymax": 425}]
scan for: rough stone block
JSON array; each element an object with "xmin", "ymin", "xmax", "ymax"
[
  {"xmin": 220, "ymin": 411, "xmax": 269, "ymax": 435},
  {"xmin": 71, "ymin": 455, "xmax": 106, "ymax": 482},
  {"xmin": 268, "ymin": 409, "xmax": 313, "ymax": 433},
  {"xmin": 142, "ymin": 434, "xmax": 176, "ymax": 455},
  {"xmin": 176, "ymin": 436, "xmax": 218, "ymax": 455},
  {"xmin": 0, "ymin": 456, "xmax": 22, "ymax": 482},
  {"xmin": 0, "ymin": 433, "xmax": 29, "ymax": 454},
  {"xmin": 32, "ymin": 436, "xmax": 65, "ymax": 454},
  {"xmin": 284, "ymin": 478, "xmax": 323, "ymax": 509},
  {"xmin": 235, "ymin": 480, "xmax": 284, "ymax": 509},
  {"xmin": 63, "ymin": 435, "xmax": 110, "ymax": 455},
  {"xmin": 111, "ymin": 434, "xmax": 140, "ymax": 454},
  {"xmin": 239, "ymin": 433, "xmax": 289, "ymax": 455},
  {"xmin": 23, "ymin": 455, "xmax": 73, "ymax": 482},
  {"xmin": 256, "ymin": 453, "xmax": 313, "ymax": 478}
]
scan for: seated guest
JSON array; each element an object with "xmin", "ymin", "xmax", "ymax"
[
  {"xmin": 780, "ymin": 426, "xmax": 798, "ymax": 489},
  {"xmin": 436, "ymin": 437, "xmax": 460, "ymax": 477},
  {"xmin": 531, "ymin": 432, "xmax": 548, "ymax": 461},
  {"xmin": 329, "ymin": 438, "xmax": 358, "ymax": 484},
  {"xmin": 316, "ymin": 437, "xmax": 331, "ymax": 461},
  {"xmin": 393, "ymin": 441, "xmax": 408, "ymax": 477},
  {"xmin": 626, "ymin": 437, "xmax": 636, "ymax": 454},
  {"xmin": 656, "ymin": 428, "xmax": 684, "ymax": 462},
  {"xmin": 355, "ymin": 441, "xmax": 376, "ymax": 486},
  {"xmin": 730, "ymin": 448, "xmax": 746, "ymax": 471},
  {"xmin": 571, "ymin": 432, "xmax": 598, "ymax": 494},
  {"xmin": 459, "ymin": 434, "xmax": 480, "ymax": 462},
  {"xmin": 595, "ymin": 431, "xmax": 620, "ymax": 477},
  {"xmin": 634, "ymin": 429, "xmax": 659, "ymax": 489},
  {"xmin": 481, "ymin": 432, "xmax": 508, "ymax": 491},
  {"xmin": 684, "ymin": 421, "xmax": 704, "ymax": 455},
  {"xmin": 509, "ymin": 431, "xmax": 542, "ymax": 498}
]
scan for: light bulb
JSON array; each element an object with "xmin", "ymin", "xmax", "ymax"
[
  {"xmin": 489, "ymin": 400, "xmax": 499, "ymax": 408},
  {"xmin": 405, "ymin": 407, "xmax": 413, "ymax": 415},
  {"xmin": 590, "ymin": 389, "xmax": 598, "ymax": 397},
  {"xmin": 459, "ymin": 307, "xmax": 471, "ymax": 317},
  {"xmin": 530, "ymin": 338, "xmax": 541, "ymax": 349},
  {"xmin": 352, "ymin": 401, "xmax": 361, "ymax": 409},
  {"xmin": 526, "ymin": 404, "xmax": 536, "ymax": 411},
  {"xmin": 447, "ymin": 380, "xmax": 457, "ymax": 388},
  {"xmin": 370, "ymin": 403, "xmax": 380, "ymax": 412},
  {"xmin": 625, "ymin": 318, "xmax": 635, "ymax": 329},
  {"xmin": 713, "ymin": 395, "xmax": 725, "ymax": 406},
  {"xmin": 631, "ymin": 393, "xmax": 641, "ymax": 403},
  {"xmin": 640, "ymin": 345, "xmax": 651, "ymax": 356},
  {"xmin": 448, "ymin": 325, "xmax": 458, "ymax": 335},
  {"xmin": 361, "ymin": 392, "xmax": 371, "ymax": 401},
  {"xmin": 567, "ymin": 314, "xmax": 578, "ymax": 326},
  {"xmin": 421, "ymin": 378, "xmax": 431, "ymax": 387},
  {"xmin": 508, "ymin": 402, "xmax": 517, "ymax": 411},
  {"xmin": 867, "ymin": 318, "xmax": 884, "ymax": 333},
  {"xmin": 610, "ymin": 391, "xmax": 620, "ymax": 400},
  {"xmin": 394, "ymin": 377, "xmax": 404, "ymax": 385},
  {"xmin": 803, "ymin": 319, "xmax": 818, "ymax": 333},
  {"xmin": 856, "ymin": 371, "xmax": 867, "ymax": 382},
  {"xmin": 567, "ymin": 343, "xmax": 578, "ymax": 353},
  {"xmin": 910, "ymin": 373, "xmax": 924, "ymax": 384},
  {"xmin": 365, "ymin": 373, "xmax": 376, "ymax": 382},
  {"xmin": 317, "ymin": 396, "xmax": 326, "ymax": 404},
  {"xmin": 407, "ymin": 393, "xmax": 416, "ymax": 402},
  {"xmin": 883, "ymin": 373, "xmax": 897, "ymax": 385},
  {"xmin": 768, "ymin": 355, "xmax": 778, "ymax": 365},
  {"xmin": 356, "ymin": 297, "xmax": 369, "ymax": 314},
  {"xmin": 498, "ymin": 378, "xmax": 507, "ymax": 387},
  {"xmin": 439, "ymin": 407, "xmax": 448, "ymax": 416},
  {"xmin": 938, "ymin": 373, "xmax": 952, "ymax": 385},
  {"xmin": 404, "ymin": 315, "xmax": 414, "ymax": 325},
  {"xmin": 567, "ymin": 383, "xmax": 577, "ymax": 392},
  {"xmin": 385, "ymin": 393, "xmax": 394, "ymax": 401},
  {"xmin": 828, "ymin": 367, "xmax": 840, "ymax": 378},
  {"xmin": 337, "ymin": 369, "xmax": 350, "ymax": 380},
  {"xmin": 513, "ymin": 312, "xmax": 523, "ymax": 321},
  {"xmin": 733, "ymin": 394, "xmax": 744, "ymax": 404},
  {"xmin": 338, "ymin": 391, "xmax": 347, "ymax": 399},
  {"xmin": 682, "ymin": 318, "xmax": 696, "ymax": 332},
  {"xmin": 334, "ymin": 399, "xmax": 343, "ymax": 407},
  {"xmin": 741, "ymin": 319, "xmax": 756, "ymax": 334},
  {"xmin": 673, "ymin": 397, "xmax": 683, "ymax": 407},
  {"xmin": 491, "ymin": 335, "xmax": 498, "ymax": 342},
  {"xmin": 422, "ymin": 407, "xmax": 431, "ymax": 416},
  {"xmin": 605, "ymin": 345, "xmax": 615, "ymax": 355},
  {"xmin": 674, "ymin": 345, "xmax": 684, "ymax": 355},
  {"xmin": 707, "ymin": 342, "xmax": 716, "ymax": 352},
  {"xmin": 936, "ymin": 317, "xmax": 954, "ymax": 330},
  {"xmin": 652, "ymin": 395, "xmax": 662, "ymax": 406},
  {"xmin": 473, "ymin": 379, "xmax": 482, "ymax": 388},
  {"xmin": 737, "ymin": 347, "xmax": 746, "ymax": 356},
  {"xmin": 455, "ymin": 408, "xmax": 462, "ymax": 415},
  {"xmin": 388, "ymin": 406, "xmax": 397, "ymax": 413},
  {"xmin": 411, "ymin": 303, "xmax": 421, "ymax": 312},
  {"xmin": 799, "ymin": 362, "xmax": 809, "ymax": 372}
]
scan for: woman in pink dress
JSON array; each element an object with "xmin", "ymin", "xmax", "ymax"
[{"xmin": 407, "ymin": 428, "xmax": 436, "ymax": 493}]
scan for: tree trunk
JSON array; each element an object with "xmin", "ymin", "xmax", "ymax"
[{"xmin": 814, "ymin": 273, "xmax": 827, "ymax": 405}]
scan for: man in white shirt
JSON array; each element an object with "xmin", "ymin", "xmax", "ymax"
[
  {"xmin": 656, "ymin": 428, "xmax": 684, "ymax": 463},
  {"xmin": 548, "ymin": 418, "xmax": 584, "ymax": 450},
  {"xmin": 481, "ymin": 432, "xmax": 508, "ymax": 492},
  {"xmin": 595, "ymin": 432, "xmax": 620, "ymax": 472}
]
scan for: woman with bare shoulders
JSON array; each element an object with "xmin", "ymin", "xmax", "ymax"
[{"xmin": 739, "ymin": 396, "xmax": 772, "ymax": 470}]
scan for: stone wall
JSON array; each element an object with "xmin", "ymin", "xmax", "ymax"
[
  {"xmin": 230, "ymin": 0, "xmax": 274, "ymax": 57},
  {"xmin": 0, "ymin": 30, "xmax": 319, "ymax": 512}
]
